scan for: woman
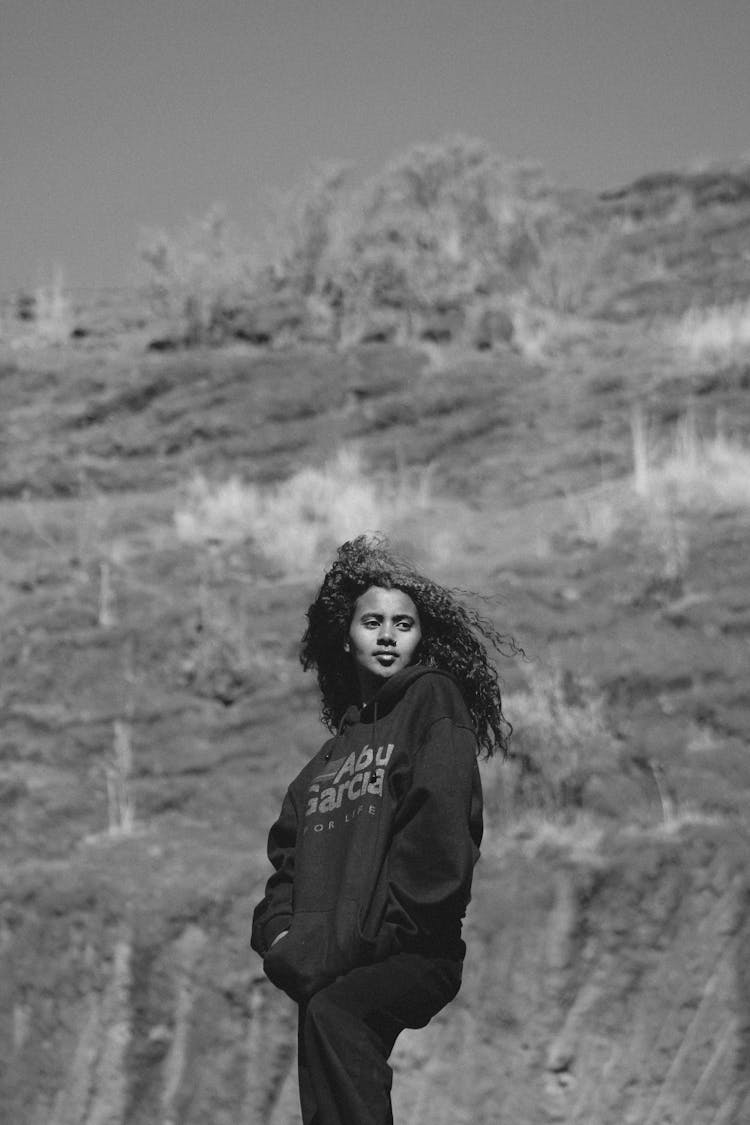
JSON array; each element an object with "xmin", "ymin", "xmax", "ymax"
[{"xmin": 251, "ymin": 535, "xmax": 515, "ymax": 1125}]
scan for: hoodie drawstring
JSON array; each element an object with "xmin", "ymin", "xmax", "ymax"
[{"xmin": 325, "ymin": 698, "xmax": 380, "ymax": 764}]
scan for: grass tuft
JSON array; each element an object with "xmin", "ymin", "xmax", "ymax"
[
  {"xmin": 488, "ymin": 807, "xmax": 608, "ymax": 860},
  {"xmin": 106, "ymin": 720, "xmax": 136, "ymax": 836},
  {"xmin": 671, "ymin": 299, "xmax": 750, "ymax": 362},
  {"xmin": 632, "ymin": 405, "xmax": 750, "ymax": 513}
]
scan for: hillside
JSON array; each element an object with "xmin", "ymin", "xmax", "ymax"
[{"xmin": 2, "ymin": 151, "xmax": 750, "ymax": 1123}]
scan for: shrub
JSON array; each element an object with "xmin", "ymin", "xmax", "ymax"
[
  {"xmin": 138, "ymin": 205, "xmax": 258, "ymax": 344},
  {"xmin": 182, "ymin": 578, "xmax": 272, "ymax": 704},
  {"xmin": 498, "ymin": 664, "xmax": 618, "ymax": 813},
  {"xmin": 317, "ymin": 136, "xmax": 560, "ymax": 345},
  {"xmin": 263, "ymin": 160, "xmax": 354, "ymax": 297},
  {"xmin": 8, "ymin": 267, "xmax": 73, "ymax": 348},
  {"xmin": 523, "ymin": 228, "xmax": 613, "ymax": 314}
]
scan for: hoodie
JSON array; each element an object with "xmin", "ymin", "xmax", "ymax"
[{"xmin": 251, "ymin": 665, "xmax": 483, "ymax": 1003}]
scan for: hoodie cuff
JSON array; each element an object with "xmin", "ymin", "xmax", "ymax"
[{"xmin": 263, "ymin": 915, "xmax": 293, "ymax": 953}]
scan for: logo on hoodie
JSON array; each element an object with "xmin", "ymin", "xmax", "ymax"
[{"xmin": 305, "ymin": 743, "xmax": 395, "ymax": 819}]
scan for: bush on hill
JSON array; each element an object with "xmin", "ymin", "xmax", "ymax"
[
  {"xmin": 311, "ymin": 137, "xmax": 559, "ymax": 345},
  {"xmin": 138, "ymin": 135, "xmax": 608, "ymax": 349},
  {"xmin": 138, "ymin": 205, "xmax": 259, "ymax": 346}
]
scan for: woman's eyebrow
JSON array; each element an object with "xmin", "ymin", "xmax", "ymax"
[{"xmin": 358, "ymin": 612, "xmax": 415, "ymax": 622}]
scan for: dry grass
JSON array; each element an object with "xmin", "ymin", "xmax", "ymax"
[
  {"xmin": 174, "ymin": 447, "xmax": 433, "ymax": 575},
  {"xmin": 105, "ymin": 720, "xmax": 136, "ymax": 837},
  {"xmin": 35, "ymin": 269, "xmax": 74, "ymax": 344},
  {"xmin": 623, "ymin": 805, "xmax": 726, "ymax": 839},
  {"xmin": 488, "ymin": 807, "xmax": 608, "ymax": 861},
  {"xmin": 563, "ymin": 406, "xmax": 750, "ymax": 579},
  {"xmin": 563, "ymin": 483, "xmax": 623, "ymax": 547},
  {"xmin": 6, "ymin": 267, "xmax": 73, "ymax": 348},
  {"xmin": 671, "ymin": 299, "xmax": 750, "ymax": 362},
  {"xmin": 632, "ymin": 405, "xmax": 750, "ymax": 513}
]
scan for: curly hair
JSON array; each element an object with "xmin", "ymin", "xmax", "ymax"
[{"xmin": 300, "ymin": 535, "xmax": 519, "ymax": 757}]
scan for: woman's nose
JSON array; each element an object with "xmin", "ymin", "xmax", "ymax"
[{"xmin": 378, "ymin": 626, "xmax": 396, "ymax": 645}]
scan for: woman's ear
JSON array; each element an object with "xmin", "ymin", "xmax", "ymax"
[{"xmin": 343, "ymin": 640, "xmax": 350, "ymax": 653}]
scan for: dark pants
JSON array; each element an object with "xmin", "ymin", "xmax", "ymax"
[{"xmin": 297, "ymin": 953, "xmax": 462, "ymax": 1125}]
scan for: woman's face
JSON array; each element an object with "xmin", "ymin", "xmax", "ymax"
[{"xmin": 346, "ymin": 585, "xmax": 422, "ymax": 699}]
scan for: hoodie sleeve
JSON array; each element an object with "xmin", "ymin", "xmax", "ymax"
[
  {"xmin": 251, "ymin": 785, "xmax": 298, "ymax": 957},
  {"xmin": 373, "ymin": 714, "xmax": 483, "ymax": 960}
]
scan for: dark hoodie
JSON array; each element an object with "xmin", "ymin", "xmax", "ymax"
[{"xmin": 251, "ymin": 665, "xmax": 483, "ymax": 1004}]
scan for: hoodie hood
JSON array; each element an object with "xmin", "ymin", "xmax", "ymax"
[{"xmin": 338, "ymin": 663, "xmax": 449, "ymax": 732}]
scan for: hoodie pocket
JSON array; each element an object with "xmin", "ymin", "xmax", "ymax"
[{"xmin": 263, "ymin": 903, "xmax": 365, "ymax": 1002}]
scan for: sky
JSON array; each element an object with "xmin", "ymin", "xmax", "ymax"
[{"xmin": 2, "ymin": 0, "xmax": 749, "ymax": 293}]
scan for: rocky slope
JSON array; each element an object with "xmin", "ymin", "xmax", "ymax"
[
  {"xmin": 4, "ymin": 825, "xmax": 748, "ymax": 1124},
  {"xmin": 2, "ymin": 162, "xmax": 750, "ymax": 1123}
]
